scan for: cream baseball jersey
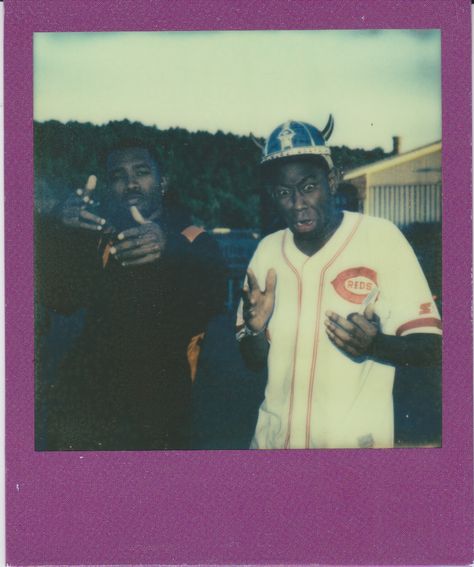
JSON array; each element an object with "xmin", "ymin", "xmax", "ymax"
[{"xmin": 236, "ymin": 212, "xmax": 441, "ymax": 449}]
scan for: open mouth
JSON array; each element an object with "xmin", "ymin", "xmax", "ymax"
[{"xmin": 294, "ymin": 219, "xmax": 315, "ymax": 232}]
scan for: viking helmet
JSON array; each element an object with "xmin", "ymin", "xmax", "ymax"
[{"xmin": 255, "ymin": 115, "xmax": 334, "ymax": 168}]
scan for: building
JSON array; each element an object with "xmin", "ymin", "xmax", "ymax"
[{"xmin": 343, "ymin": 139, "xmax": 441, "ymax": 227}]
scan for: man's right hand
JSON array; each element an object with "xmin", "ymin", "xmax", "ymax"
[
  {"xmin": 242, "ymin": 268, "xmax": 277, "ymax": 333},
  {"xmin": 58, "ymin": 175, "xmax": 106, "ymax": 232}
]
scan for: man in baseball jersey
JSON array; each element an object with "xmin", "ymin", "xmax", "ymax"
[{"xmin": 237, "ymin": 118, "xmax": 442, "ymax": 449}]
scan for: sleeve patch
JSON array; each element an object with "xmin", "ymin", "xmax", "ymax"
[{"xmin": 419, "ymin": 302, "xmax": 433, "ymax": 315}]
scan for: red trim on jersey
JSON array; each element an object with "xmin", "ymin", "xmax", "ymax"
[
  {"xmin": 396, "ymin": 317, "xmax": 442, "ymax": 336},
  {"xmin": 305, "ymin": 214, "xmax": 363, "ymax": 448},
  {"xmin": 281, "ymin": 231, "xmax": 306, "ymax": 449}
]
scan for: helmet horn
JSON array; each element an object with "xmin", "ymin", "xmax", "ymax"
[
  {"xmin": 250, "ymin": 132, "xmax": 265, "ymax": 151},
  {"xmin": 321, "ymin": 114, "xmax": 334, "ymax": 142}
]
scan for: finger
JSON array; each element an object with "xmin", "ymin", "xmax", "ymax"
[
  {"xmin": 66, "ymin": 219, "xmax": 103, "ymax": 232},
  {"xmin": 79, "ymin": 221, "xmax": 103, "ymax": 232},
  {"xmin": 242, "ymin": 294, "xmax": 257, "ymax": 310},
  {"xmin": 115, "ymin": 243, "xmax": 163, "ymax": 261},
  {"xmin": 75, "ymin": 190, "xmax": 93, "ymax": 204},
  {"xmin": 62, "ymin": 205, "xmax": 84, "ymax": 220},
  {"xmin": 265, "ymin": 269, "xmax": 277, "ymax": 294},
  {"xmin": 77, "ymin": 175, "xmax": 98, "ymax": 203},
  {"xmin": 121, "ymin": 252, "xmax": 161, "ymax": 267},
  {"xmin": 325, "ymin": 318, "xmax": 368, "ymax": 349},
  {"xmin": 112, "ymin": 233, "xmax": 157, "ymax": 253},
  {"xmin": 324, "ymin": 319, "xmax": 354, "ymax": 344},
  {"xmin": 116, "ymin": 226, "xmax": 150, "ymax": 241},
  {"xmin": 325, "ymin": 310, "xmax": 357, "ymax": 333},
  {"xmin": 85, "ymin": 174, "xmax": 97, "ymax": 193},
  {"xmin": 249, "ymin": 289, "xmax": 262, "ymax": 306},
  {"xmin": 79, "ymin": 209, "xmax": 106, "ymax": 226},
  {"xmin": 63, "ymin": 198, "xmax": 89, "ymax": 218},
  {"xmin": 246, "ymin": 269, "xmax": 261, "ymax": 293},
  {"xmin": 241, "ymin": 286, "xmax": 252, "ymax": 309},
  {"xmin": 364, "ymin": 303, "xmax": 376, "ymax": 321},
  {"xmin": 241, "ymin": 287, "xmax": 258, "ymax": 313},
  {"xmin": 348, "ymin": 313, "xmax": 378, "ymax": 336},
  {"xmin": 130, "ymin": 205, "xmax": 151, "ymax": 225},
  {"xmin": 326, "ymin": 328, "xmax": 359, "ymax": 357}
]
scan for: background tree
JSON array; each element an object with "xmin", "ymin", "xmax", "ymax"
[{"xmin": 34, "ymin": 120, "xmax": 388, "ymax": 228}]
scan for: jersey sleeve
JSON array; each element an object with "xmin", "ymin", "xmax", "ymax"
[{"xmin": 376, "ymin": 222, "xmax": 441, "ymax": 337}]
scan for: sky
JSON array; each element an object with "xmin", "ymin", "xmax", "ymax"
[{"xmin": 34, "ymin": 30, "xmax": 441, "ymax": 153}]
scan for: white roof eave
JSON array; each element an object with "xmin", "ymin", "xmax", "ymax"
[{"xmin": 343, "ymin": 141, "xmax": 442, "ymax": 181}]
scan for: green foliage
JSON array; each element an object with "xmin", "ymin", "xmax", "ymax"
[
  {"xmin": 34, "ymin": 120, "xmax": 388, "ymax": 228},
  {"xmin": 331, "ymin": 145, "xmax": 388, "ymax": 174}
]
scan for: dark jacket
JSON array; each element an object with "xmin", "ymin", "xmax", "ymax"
[{"xmin": 36, "ymin": 208, "xmax": 227, "ymax": 450}]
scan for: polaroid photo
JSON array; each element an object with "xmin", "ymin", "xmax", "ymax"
[{"xmin": 4, "ymin": 1, "xmax": 473, "ymax": 565}]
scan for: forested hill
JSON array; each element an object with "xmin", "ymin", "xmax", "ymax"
[{"xmin": 34, "ymin": 120, "xmax": 388, "ymax": 228}]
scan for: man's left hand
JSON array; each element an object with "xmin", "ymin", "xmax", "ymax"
[
  {"xmin": 110, "ymin": 223, "xmax": 166, "ymax": 267},
  {"xmin": 324, "ymin": 304, "xmax": 379, "ymax": 357}
]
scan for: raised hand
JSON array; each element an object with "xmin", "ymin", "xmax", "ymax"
[
  {"xmin": 109, "ymin": 221, "xmax": 167, "ymax": 267},
  {"xmin": 242, "ymin": 268, "xmax": 277, "ymax": 333},
  {"xmin": 324, "ymin": 303, "xmax": 379, "ymax": 357},
  {"xmin": 59, "ymin": 175, "xmax": 106, "ymax": 232}
]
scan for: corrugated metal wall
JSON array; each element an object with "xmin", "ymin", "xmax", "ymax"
[{"xmin": 365, "ymin": 183, "xmax": 442, "ymax": 226}]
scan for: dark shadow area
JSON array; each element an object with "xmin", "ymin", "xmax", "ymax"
[
  {"xmin": 394, "ymin": 366, "xmax": 442, "ymax": 447},
  {"xmin": 192, "ymin": 313, "xmax": 267, "ymax": 449}
]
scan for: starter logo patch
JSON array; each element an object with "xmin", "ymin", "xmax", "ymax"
[
  {"xmin": 331, "ymin": 267, "xmax": 378, "ymax": 304},
  {"xmin": 419, "ymin": 302, "xmax": 432, "ymax": 315}
]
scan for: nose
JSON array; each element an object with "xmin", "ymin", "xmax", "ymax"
[
  {"xmin": 292, "ymin": 189, "xmax": 307, "ymax": 210},
  {"xmin": 126, "ymin": 173, "xmax": 139, "ymax": 191}
]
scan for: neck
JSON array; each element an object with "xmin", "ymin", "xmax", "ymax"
[{"xmin": 294, "ymin": 211, "xmax": 344, "ymax": 256}]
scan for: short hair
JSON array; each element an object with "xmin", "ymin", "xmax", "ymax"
[
  {"xmin": 103, "ymin": 138, "xmax": 161, "ymax": 172},
  {"xmin": 260, "ymin": 154, "xmax": 330, "ymax": 186}
]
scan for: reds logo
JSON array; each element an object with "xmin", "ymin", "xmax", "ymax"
[{"xmin": 331, "ymin": 267, "xmax": 378, "ymax": 304}]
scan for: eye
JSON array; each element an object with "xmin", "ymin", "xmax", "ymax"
[
  {"xmin": 275, "ymin": 187, "xmax": 291, "ymax": 199},
  {"xmin": 302, "ymin": 183, "xmax": 317, "ymax": 193},
  {"xmin": 136, "ymin": 168, "xmax": 151, "ymax": 177},
  {"xmin": 110, "ymin": 172, "xmax": 126, "ymax": 182}
]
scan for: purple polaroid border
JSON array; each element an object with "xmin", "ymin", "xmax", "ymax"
[{"xmin": 4, "ymin": 1, "xmax": 473, "ymax": 565}]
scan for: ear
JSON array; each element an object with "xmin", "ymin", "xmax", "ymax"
[
  {"xmin": 160, "ymin": 176, "xmax": 169, "ymax": 196},
  {"xmin": 264, "ymin": 183, "xmax": 276, "ymax": 201},
  {"xmin": 328, "ymin": 168, "xmax": 340, "ymax": 196}
]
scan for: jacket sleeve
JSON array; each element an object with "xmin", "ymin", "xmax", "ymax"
[
  {"xmin": 168, "ymin": 230, "xmax": 228, "ymax": 336},
  {"xmin": 35, "ymin": 212, "xmax": 101, "ymax": 315}
]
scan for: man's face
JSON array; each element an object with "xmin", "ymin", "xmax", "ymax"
[
  {"xmin": 268, "ymin": 158, "xmax": 335, "ymax": 242},
  {"xmin": 106, "ymin": 147, "xmax": 162, "ymax": 218}
]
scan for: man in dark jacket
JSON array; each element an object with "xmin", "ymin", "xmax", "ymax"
[{"xmin": 36, "ymin": 140, "xmax": 226, "ymax": 450}]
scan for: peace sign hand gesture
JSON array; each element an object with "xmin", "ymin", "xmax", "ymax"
[{"xmin": 242, "ymin": 268, "xmax": 277, "ymax": 333}]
